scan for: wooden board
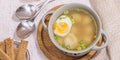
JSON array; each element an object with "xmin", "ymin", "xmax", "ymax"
[{"xmin": 37, "ymin": 5, "xmax": 103, "ymax": 60}]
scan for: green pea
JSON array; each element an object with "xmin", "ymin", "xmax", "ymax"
[
  {"xmin": 54, "ymin": 34, "xmax": 58, "ymax": 40},
  {"xmin": 81, "ymin": 44, "xmax": 86, "ymax": 49},
  {"xmin": 59, "ymin": 16, "xmax": 67, "ymax": 20},
  {"xmin": 62, "ymin": 44, "xmax": 65, "ymax": 48},
  {"xmin": 66, "ymin": 45, "xmax": 70, "ymax": 49},
  {"xmin": 68, "ymin": 15, "xmax": 75, "ymax": 23},
  {"xmin": 64, "ymin": 10, "xmax": 69, "ymax": 14},
  {"xmin": 54, "ymin": 22, "xmax": 57, "ymax": 25},
  {"xmin": 77, "ymin": 47, "xmax": 82, "ymax": 50},
  {"xmin": 94, "ymin": 35, "xmax": 97, "ymax": 39},
  {"xmin": 78, "ymin": 40, "xmax": 87, "ymax": 50},
  {"xmin": 75, "ymin": 8, "xmax": 81, "ymax": 12}
]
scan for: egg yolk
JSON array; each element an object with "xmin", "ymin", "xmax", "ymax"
[{"xmin": 53, "ymin": 22, "xmax": 69, "ymax": 34}]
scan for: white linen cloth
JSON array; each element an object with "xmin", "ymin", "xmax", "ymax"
[
  {"xmin": 90, "ymin": 0, "xmax": 120, "ymax": 60},
  {"xmin": 0, "ymin": 0, "xmax": 119, "ymax": 60}
]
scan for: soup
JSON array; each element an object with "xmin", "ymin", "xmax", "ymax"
[{"xmin": 52, "ymin": 8, "xmax": 97, "ymax": 50}]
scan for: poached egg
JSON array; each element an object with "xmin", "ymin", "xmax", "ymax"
[{"xmin": 53, "ymin": 15, "xmax": 72, "ymax": 37}]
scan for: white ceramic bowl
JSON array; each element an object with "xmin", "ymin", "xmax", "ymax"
[{"xmin": 42, "ymin": 3, "xmax": 108, "ymax": 57}]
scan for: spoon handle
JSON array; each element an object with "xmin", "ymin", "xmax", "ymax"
[
  {"xmin": 36, "ymin": 0, "xmax": 54, "ymax": 10},
  {"xmin": 36, "ymin": 0, "xmax": 54, "ymax": 15},
  {"xmin": 35, "ymin": 0, "xmax": 47, "ymax": 11},
  {"xmin": 31, "ymin": 0, "xmax": 54, "ymax": 21}
]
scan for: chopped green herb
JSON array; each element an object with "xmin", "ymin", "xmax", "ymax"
[
  {"xmin": 54, "ymin": 34, "xmax": 58, "ymax": 40},
  {"xmin": 62, "ymin": 44, "xmax": 65, "ymax": 48},
  {"xmin": 75, "ymin": 8, "xmax": 81, "ymax": 12},
  {"xmin": 81, "ymin": 44, "xmax": 86, "ymax": 49},
  {"xmin": 94, "ymin": 35, "xmax": 96, "ymax": 39},
  {"xmin": 77, "ymin": 47, "xmax": 82, "ymax": 50},
  {"xmin": 68, "ymin": 15, "xmax": 75, "ymax": 23},
  {"xmin": 66, "ymin": 45, "xmax": 71, "ymax": 49},
  {"xmin": 78, "ymin": 40, "xmax": 86, "ymax": 50},
  {"xmin": 53, "ymin": 21, "xmax": 57, "ymax": 25},
  {"xmin": 79, "ymin": 40, "xmax": 84, "ymax": 44},
  {"xmin": 64, "ymin": 10, "xmax": 69, "ymax": 14},
  {"xmin": 71, "ymin": 19, "xmax": 75, "ymax": 23},
  {"xmin": 62, "ymin": 44, "xmax": 71, "ymax": 50},
  {"xmin": 59, "ymin": 16, "xmax": 67, "ymax": 20}
]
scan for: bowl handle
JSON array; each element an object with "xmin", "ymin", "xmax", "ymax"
[
  {"xmin": 42, "ymin": 11, "xmax": 55, "ymax": 31},
  {"xmin": 92, "ymin": 31, "xmax": 108, "ymax": 50}
]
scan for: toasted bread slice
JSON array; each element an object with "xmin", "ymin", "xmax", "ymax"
[
  {"xmin": 5, "ymin": 38, "xmax": 15, "ymax": 60},
  {"xmin": 0, "ymin": 48, "xmax": 11, "ymax": 60},
  {"xmin": 14, "ymin": 48, "xmax": 18, "ymax": 60},
  {"xmin": 16, "ymin": 40, "xmax": 28, "ymax": 60},
  {"xmin": 0, "ymin": 41, "xmax": 5, "ymax": 52}
]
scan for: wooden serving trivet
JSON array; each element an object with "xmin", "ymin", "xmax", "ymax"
[{"xmin": 37, "ymin": 5, "xmax": 103, "ymax": 60}]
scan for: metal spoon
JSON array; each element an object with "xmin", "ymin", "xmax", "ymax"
[
  {"xmin": 15, "ymin": 4, "xmax": 36, "ymax": 20},
  {"xmin": 15, "ymin": 0, "xmax": 52, "ymax": 20},
  {"xmin": 16, "ymin": 0, "xmax": 53, "ymax": 39}
]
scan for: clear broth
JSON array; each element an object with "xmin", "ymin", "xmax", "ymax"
[{"xmin": 53, "ymin": 8, "xmax": 98, "ymax": 50}]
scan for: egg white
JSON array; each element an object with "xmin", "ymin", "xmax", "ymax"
[{"xmin": 54, "ymin": 15, "xmax": 72, "ymax": 37}]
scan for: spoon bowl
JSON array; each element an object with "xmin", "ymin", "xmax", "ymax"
[
  {"xmin": 16, "ymin": 20, "xmax": 35, "ymax": 39},
  {"xmin": 16, "ymin": 4, "xmax": 36, "ymax": 20}
]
